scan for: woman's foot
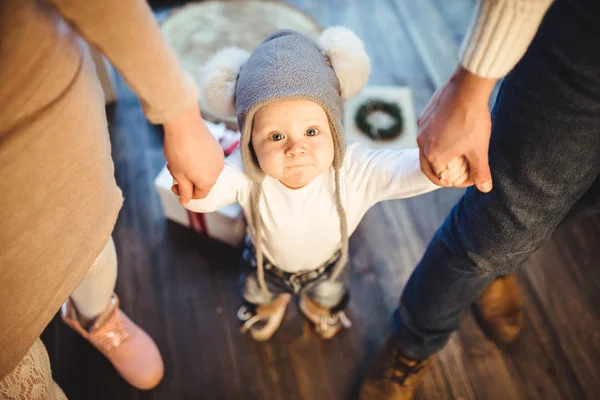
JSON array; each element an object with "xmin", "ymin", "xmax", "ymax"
[
  {"xmin": 61, "ymin": 294, "xmax": 164, "ymax": 390},
  {"xmin": 299, "ymin": 294, "xmax": 352, "ymax": 339},
  {"xmin": 237, "ymin": 294, "xmax": 292, "ymax": 341}
]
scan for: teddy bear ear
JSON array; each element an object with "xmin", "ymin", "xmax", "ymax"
[
  {"xmin": 200, "ymin": 47, "xmax": 250, "ymax": 118},
  {"xmin": 318, "ymin": 26, "xmax": 371, "ymax": 100}
]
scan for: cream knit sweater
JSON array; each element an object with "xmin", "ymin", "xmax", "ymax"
[{"xmin": 461, "ymin": 0, "xmax": 554, "ymax": 78}]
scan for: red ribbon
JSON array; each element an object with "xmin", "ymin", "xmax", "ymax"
[{"xmin": 187, "ymin": 209, "xmax": 208, "ymax": 233}]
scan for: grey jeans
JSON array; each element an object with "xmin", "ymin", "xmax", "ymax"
[{"xmin": 238, "ymin": 237, "xmax": 350, "ymax": 310}]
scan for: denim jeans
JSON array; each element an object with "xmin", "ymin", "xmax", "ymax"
[
  {"xmin": 392, "ymin": 0, "xmax": 600, "ymax": 361},
  {"xmin": 238, "ymin": 237, "xmax": 350, "ymax": 310}
]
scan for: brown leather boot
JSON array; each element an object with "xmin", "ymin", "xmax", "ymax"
[
  {"xmin": 298, "ymin": 294, "xmax": 352, "ymax": 339},
  {"xmin": 237, "ymin": 294, "xmax": 292, "ymax": 341},
  {"xmin": 359, "ymin": 335, "xmax": 432, "ymax": 400},
  {"xmin": 473, "ymin": 275, "xmax": 523, "ymax": 346}
]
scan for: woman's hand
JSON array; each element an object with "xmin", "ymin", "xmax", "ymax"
[
  {"xmin": 418, "ymin": 66, "xmax": 497, "ymax": 193},
  {"xmin": 163, "ymin": 104, "xmax": 224, "ymax": 204}
]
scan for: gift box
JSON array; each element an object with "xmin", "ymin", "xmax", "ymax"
[{"xmin": 154, "ymin": 120, "xmax": 247, "ymax": 247}]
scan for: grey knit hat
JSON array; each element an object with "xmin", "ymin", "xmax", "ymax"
[{"xmin": 201, "ymin": 27, "xmax": 370, "ymax": 295}]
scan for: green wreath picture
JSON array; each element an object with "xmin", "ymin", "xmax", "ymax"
[{"xmin": 354, "ymin": 98, "xmax": 404, "ymax": 141}]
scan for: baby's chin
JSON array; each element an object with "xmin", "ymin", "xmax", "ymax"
[{"xmin": 279, "ymin": 166, "xmax": 318, "ymax": 189}]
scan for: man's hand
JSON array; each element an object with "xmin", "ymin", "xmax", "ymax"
[
  {"xmin": 163, "ymin": 104, "xmax": 224, "ymax": 204},
  {"xmin": 417, "ymin": 66, "xmax": 497, "ymax": 193}
]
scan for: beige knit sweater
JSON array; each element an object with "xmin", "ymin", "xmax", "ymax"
[
  {"xmin": 0, "ymin": 0, "xmax": 197, "ymax": 378},
  {"xmin": 461, "ymin": 0, "xmax": 554, "ymax": 78}
]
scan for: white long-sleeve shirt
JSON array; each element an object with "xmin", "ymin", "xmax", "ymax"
[{"xmin": 185, "ymin": 142, "xmax": 439, "ymax": 273}]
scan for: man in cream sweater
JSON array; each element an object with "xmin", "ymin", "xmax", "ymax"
[{"xmin": 360, "ymin": 0, "xmax": 600, "ymax": 398}]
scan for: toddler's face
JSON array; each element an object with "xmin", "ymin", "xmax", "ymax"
[{"xmin": 251, "ymin": 99, "xmax": 334, "ymax": 189}]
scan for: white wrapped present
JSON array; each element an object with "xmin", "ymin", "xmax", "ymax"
[{"xmin": 154, "ymin": 120, "xmax": 246, "ymax": 247}]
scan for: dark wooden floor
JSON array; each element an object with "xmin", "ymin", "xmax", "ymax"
[{"xmin": 42, "ymin": 0, "xmax": 600, "ymax": 399}]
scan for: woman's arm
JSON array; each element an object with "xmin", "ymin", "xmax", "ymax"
[
  {"xmin": 47, "ymin": 0, "xmax": 194, "ymax": 123},
  {"xmin": 46, "ymin": 0, "xmax": 225, "ymax": 203}
]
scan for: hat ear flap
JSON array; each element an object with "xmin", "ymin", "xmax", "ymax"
[
  {"xmin": 318, "ymin": 26, "xmax": 371, "ymax": 100},
  {"xmin": 200, "ymin": 47, "xmax": 250, "ymax": 118}
]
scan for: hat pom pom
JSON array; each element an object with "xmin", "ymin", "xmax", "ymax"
[
  {"xmin": 319, "ymin": 27, "xmax": 371, "ymax": 100},
  {"xmin": 200, "ymin": 47, "xmax": 250, "ymax": 118}
]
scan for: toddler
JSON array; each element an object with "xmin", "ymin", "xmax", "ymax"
[{"xmin": 178, "ymin": 28, "xmax": 467, "ymax": 340}]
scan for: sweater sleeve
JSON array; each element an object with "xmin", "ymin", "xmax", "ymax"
[
  {"xmin": 460, "ymin": 0, "xmax": 553, "ymax": 79},
  {"xmin": 184, "ymin": 148, "xmax": 251, "ymax": 213},
  {"xmin": 344, "ymin": 142, "xmax": 440, "ymax": 206},
  {"xmin": 46, "ymin": 0, "xmax": 198, "ymax": 124}
]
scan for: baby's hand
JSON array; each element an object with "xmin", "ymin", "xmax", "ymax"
[
  {"xmin": 438, "ymin": 156, "xmax": 469, "ymax": 187},
  {"xmin": 169, "ymin": 170, "xmax": 205, "ymax": 199}
]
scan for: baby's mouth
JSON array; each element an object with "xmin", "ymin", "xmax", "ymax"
[{"xmin": 286, "ymin": 164, "xmax": 309, "ymax": 169}]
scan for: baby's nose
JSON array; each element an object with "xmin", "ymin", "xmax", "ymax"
[{"xmin": 285, "ymin": 141, "xmax": 306, "ymax": 157}]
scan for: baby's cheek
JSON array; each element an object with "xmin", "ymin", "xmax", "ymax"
[
  {"xmin": 256, "ymin": 150, "xmax": 282, "ymax": 177},
  {"xmin": 315, "ymin": 143, "xmax": 335, "ymax": 169}
]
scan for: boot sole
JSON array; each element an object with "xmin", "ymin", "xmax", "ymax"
[
  {"xmin": 298, "ymin": 295, "xmax": 341, "ymax": 340},
  {"xmin": 250, "ymin": 294, "xmax": 292, "ymax": 341}
]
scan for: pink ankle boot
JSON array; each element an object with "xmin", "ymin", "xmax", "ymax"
[{"xmin": 61, "ymin": 294, "xmax": 164, "ymax": 390}]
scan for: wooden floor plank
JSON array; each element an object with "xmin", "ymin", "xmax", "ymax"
[
  {"xmin": 456, "ymin": 313, "xmax": 523, "ymax": 400},
  {"xmin": 523, "ymin": 223, "xmax": 600, "ymax": 400},
  {"xmin": 556, "ymin": 217, "xmax": 600, "ymax": 308},
  {"xmin": 390, "ymin": 0, "xmax": 460, "ymax": 87},
  {"xmin": 432, "ymin": 0, "xmax": 474, "ymax": 45},
  {"xmin": 505, "ymin": 269, "xmax": 586, "ymax": 400},
  {"xmin": 393, "ymin": 0, "xmax": 502, "ymax": 105},
  {"xmin": 435, "ymin": 336, "xmax": 477, "ymax": 400}
]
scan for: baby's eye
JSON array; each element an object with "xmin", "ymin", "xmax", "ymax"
[
  {"xmin": 271, "ymin": 132, "xmax": 284, "ymax": 141},
  {"xmin": 306, "ymin": 128, "xmax": 319, "ymax": 136}
]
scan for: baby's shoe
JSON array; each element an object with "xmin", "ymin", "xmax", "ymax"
[
  {"xmin": 299, "ymin": 294, "xmax": 352, "ymax": 339},
  {"xmin": 61, "ymin": 294, "xmax": 164, "ymax": 390},
  {"xmin": 237, "ymin": 294, "xmax": 292, "ymax": 341}
]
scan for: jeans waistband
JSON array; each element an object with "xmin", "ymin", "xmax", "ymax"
[{"xmin": 242, "ymin": 236, "xmax": 341, "ymax": 293}]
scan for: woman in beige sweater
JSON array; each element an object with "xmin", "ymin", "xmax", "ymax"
[{"xmin": 0, "ymin": 0, "xmax": 223, "ymax": 397}]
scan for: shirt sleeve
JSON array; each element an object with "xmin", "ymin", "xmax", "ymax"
[
  {"xmin": 344, "ymin": 142, "xmax": 440, "ymax": 206},
  {"xmin": 183, "ymin": 148, "xmax": 251, "ymax": 213},
  {"xmin": 46, "ymin": 0, "xmax": 198, "ymax": 124},
  {"xmin": 460, "ymin": 0, "xmax": 553, "ymax": 79}
]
